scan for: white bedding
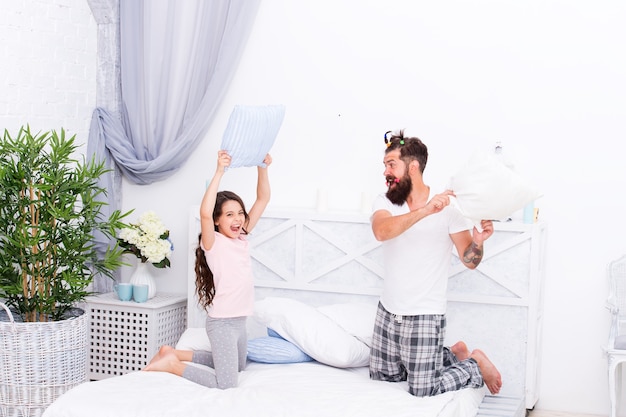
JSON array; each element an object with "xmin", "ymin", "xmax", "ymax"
[{"xmin": 43, "ymin": 361, "xmax": 486, "ymax": 417}]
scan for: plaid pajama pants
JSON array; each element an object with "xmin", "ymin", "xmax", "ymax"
[{"xmin": 369, "ymin": 302, "xmax": 484, "ymax": 397}]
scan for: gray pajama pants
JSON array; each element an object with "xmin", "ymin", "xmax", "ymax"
[
  {"xmin": 182, "ymin": 316, "xmax": 247, "ymax": 389},
  {"xmin": 369, "ymin": 302, "xmax": 484, "ymax": 397}
]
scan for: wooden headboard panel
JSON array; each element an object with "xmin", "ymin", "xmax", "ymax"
[{"xmin": 186, "ymin": 205, "xmax": 546, "ymax": 408}]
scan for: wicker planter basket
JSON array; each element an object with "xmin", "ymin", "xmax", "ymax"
[{"xmin": 0, "ymin": 303, "xmax": 88, "ymax": 417}]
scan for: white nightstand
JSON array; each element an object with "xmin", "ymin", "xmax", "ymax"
[{"xmin": 85, "ymin": 292, "xmax": 187, "ymax": 380}]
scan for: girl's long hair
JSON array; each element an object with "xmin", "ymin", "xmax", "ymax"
[{"xmin": 195, "ymin": 191, "xmax": 249, "ymax": 310}]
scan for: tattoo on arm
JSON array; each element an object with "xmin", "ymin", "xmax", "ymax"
[{"xmin": 463, "ymin": 242, "xmax": 483, "ymax": 266}]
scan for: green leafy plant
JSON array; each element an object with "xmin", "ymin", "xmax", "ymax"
[{"xmin": 0, "ymin": 126, "xmax": 130, "ymax": 322}]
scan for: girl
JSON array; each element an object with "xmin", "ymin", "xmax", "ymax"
[{"xmin": 144, "ymin": 150, "xmax": 272, "ymax": 389}]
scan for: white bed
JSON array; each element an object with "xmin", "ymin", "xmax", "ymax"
[
  {"xmin": 43, "ymin": 208, "xmax": 529, "ymax": 417},
  {"xmin": 42, "ymin": 362, "xmax": 485, "ymax": 417}
]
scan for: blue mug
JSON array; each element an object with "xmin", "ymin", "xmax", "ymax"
[
  {"xmin": 133, "ymin": 284, "xmax": 149, "ymax": 303},
  {"xmin": 523, "ymin": 202, "xmax": 535, "ymax": 224},
  {"xmin": 114, "ymin": 283, "xmax": 133, "ymax": 301}
]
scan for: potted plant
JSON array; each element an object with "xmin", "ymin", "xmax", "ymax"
[{"xmin": 0, "ymin": 125, "xmax": 129, "ymax": 416}]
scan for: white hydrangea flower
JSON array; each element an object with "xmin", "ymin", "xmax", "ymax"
[{"xmin": 118, "ymin": 211, "xmax": 172, "ymax": 268}]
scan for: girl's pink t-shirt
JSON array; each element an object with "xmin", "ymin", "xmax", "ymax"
[{"xmin": 201, "ymin": 232, "xmax": 254, "ymax": 318}]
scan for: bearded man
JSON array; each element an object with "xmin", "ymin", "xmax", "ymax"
[{"xmin": 368, "ymin": 130, "xmax": 502, "ymax": 397}]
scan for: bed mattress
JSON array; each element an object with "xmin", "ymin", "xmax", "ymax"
[{"xmin": 43, "ymin": 361, "xmax": 486, "ymax": 417}]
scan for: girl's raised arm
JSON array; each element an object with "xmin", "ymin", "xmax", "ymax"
[
  {"xmin": 247, "ymin": 154, "xmax": 272, "ymax": 233},
  {"xmin": 200, "ymin": 151, "xmax": 230, "ymax": 250}
]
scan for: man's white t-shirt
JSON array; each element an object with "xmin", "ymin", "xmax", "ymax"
[{"xmin": 372, "ymin": 192, "xmax": 472, "ymax": 316}]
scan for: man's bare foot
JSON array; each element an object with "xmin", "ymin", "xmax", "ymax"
[
  {"xmin": 451, "ymin": 341, "xmax": 471, "ymax": 361},
  {"xmin": 147, "ymin": 345, "xmax": 175, "ymax": 366},
  {"xmin": 470, "ymin": 349, "xmax": 502, "ymax": 394}
]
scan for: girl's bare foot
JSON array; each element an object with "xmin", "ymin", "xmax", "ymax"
[
  {"xmin": 147, "ymin": 345, "xmax": 175, "ymax": 366},
  {"xmin": 470, "ymin": 349, "xmax": 502, "ymax": 394},
  {"xmin": 451, "ymin": 341, "xmax": 471, "ymax": 361},
  {"xmin": 143, "ymin": 352, "xmax": 186, "ymax": 377}
]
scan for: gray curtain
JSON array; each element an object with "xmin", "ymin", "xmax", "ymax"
[{"xmin": 88, "ymin": 0, "xmax": 261, "ymax": 291}]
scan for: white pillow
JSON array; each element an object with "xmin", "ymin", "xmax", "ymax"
[
  {"xmin": 176, "ymin": 328, "xmax": 211, "ymax": 351},
  {"xmin": 175, "ymin": 327, "xmax": 314, "ymax": 364},
  {"xmin": 254, "ymin": 297, "xmax": 370, "ymax": 368},
  {"xmin": 175, "ymin": 319, "xmax": 267, "ymax": 351},
  {"xmin": 317, "ymin": 302, "xmax": 377, "ymax": 347},
  {"xmin": 448, "ymin": 151, "xmax": 542, "ymax": 222}
]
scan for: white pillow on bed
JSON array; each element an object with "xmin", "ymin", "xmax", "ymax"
[
  {"xmin": 317, "ymin": 302, "xmax": 377, "ymax": 347},
  {"xmin": 254, "ymin": 297, "xmax": 370, "ymax": 368},
  {"xmin": 175, "ymin": 326, "xmax": 317, "ymax": 365},
  {"xmin": 448, "ymin": 151, "xmax": 542, "ymax": 222},
  {"xmin": 176, "ymin": 328, "xmax": 211, "ymax": 351},
  {"xmin": 175, "ymin": 328, "xmax": 313, "ymax": 364}
]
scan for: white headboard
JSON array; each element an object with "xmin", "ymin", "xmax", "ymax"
[
  {"xmin": 186, "ymin": 206, "xmax": 383, "ymax": 329},
  {"xmin": 186, "ymin": 205, "xmax": 546, "ymax": 407}
]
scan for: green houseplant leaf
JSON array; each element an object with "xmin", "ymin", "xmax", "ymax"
[{"xmin": 0, "ymin": 125, "xmax": 131, "ymax": 322}]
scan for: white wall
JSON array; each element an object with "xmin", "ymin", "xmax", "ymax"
[
  {"xmin": 2, "ymin": 0, "xmax": 626, "ymax": 415},
  {"xmin": 0, "ymin": 0, "xmax": 96, "ymax": 142},
  {"xmin": 127, "ymin": 2, "xmax": 622, "ymax": 414}
]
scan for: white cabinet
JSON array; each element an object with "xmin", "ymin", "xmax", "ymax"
[{"xmin": 85, "ymin": 292, "xmax": 187, "ymax": 380}]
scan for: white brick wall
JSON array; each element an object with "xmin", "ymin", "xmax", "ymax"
[{"xmin": 0, "ymin": 0, "xmax": 97, "ymax": 145}]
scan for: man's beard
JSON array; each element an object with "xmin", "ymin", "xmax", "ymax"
[{"xmin": 386, "ymin": 173, "xmax": 412, "ymax": 206}]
